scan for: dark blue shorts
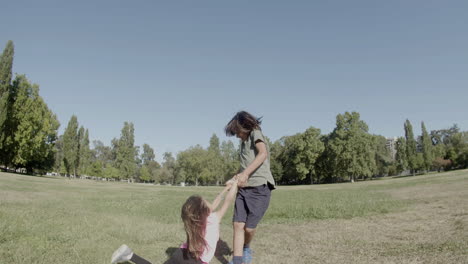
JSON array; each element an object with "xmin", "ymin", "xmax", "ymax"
[{"xmin": 233, "ymin": 184, "xmax": 272, "ymax": 229}]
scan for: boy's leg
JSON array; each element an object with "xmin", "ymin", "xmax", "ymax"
[
  {"xmin": 242, "ymin": 185, "xmax": 272, "ymax": 264},
  {"xmin": 231, "ymin": 188, "xmax": 248, "ymax": 264},
  {"xmin": 244, "ymin": 227, "xmax": 256, "ymax": 246},
  {"xmin": 233, "ymin": 221, "xmax": 246, "ymax": 258},
  {"xmin": 242, "ymin": 228, "xmax": 255, "ymax": 264}
]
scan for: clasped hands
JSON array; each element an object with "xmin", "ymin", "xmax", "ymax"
[{"xmin": 226, "ymin": 172, "xmax": 248, "ymax": 188}]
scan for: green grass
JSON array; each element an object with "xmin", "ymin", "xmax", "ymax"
[
  {"xmin": 1, "ymin": 170, "xmax": 467, "ymax": 264},
  {"xmin": 266, "ymin": 187, "xmax": 406, "ymax": 223}
]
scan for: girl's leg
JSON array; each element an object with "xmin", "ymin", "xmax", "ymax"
[
  {"xmin": 130, "ymin": 253, "xmax": 152, "ymax": 264},
  {"xmin": 111, "ymin": 244, "xmax": 152, "ymax": 264}
]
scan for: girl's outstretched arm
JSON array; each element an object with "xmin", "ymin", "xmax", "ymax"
[
  {"xmin": 215, "ymin": 179, "xmax": 238, "ymax": 220},
  {"xmin": 211, "ymin": 185, "xmax": 230, "ymax": 211}
]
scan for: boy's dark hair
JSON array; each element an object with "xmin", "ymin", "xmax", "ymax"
[{"xmin": 225, "ymin": 111, "xmax": 262, "ymax": 137}]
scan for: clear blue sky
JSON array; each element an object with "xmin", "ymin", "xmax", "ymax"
[{"xmin": 2, "ymin": 0, "xmax": 467, "ymax": 162}]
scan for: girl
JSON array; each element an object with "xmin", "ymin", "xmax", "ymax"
[
  {"xmin": 225, "ymin": 111, "xmax": 276, "ymax": 264},
  {"xmin": 111, "ymin": 179, "xmax": 238, "ymax": 264}
]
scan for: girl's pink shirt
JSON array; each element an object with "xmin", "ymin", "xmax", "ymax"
[{"xmin": 181, "ymin": 212, "xmax": 220, "ymax": 263}]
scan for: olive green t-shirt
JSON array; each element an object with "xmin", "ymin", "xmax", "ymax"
[{"xmin": 240, "ymin": 129, "xmax": 276, "ymax": 188}]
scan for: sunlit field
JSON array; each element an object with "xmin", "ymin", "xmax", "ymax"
[{"xmin": 1, "ymin": 170, "xmax": 467, "ymax": 264}]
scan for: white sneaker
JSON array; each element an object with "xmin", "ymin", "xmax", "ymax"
[{"xmin": 111, "ymin": 244, "xmax": 134, "ymax": 263}]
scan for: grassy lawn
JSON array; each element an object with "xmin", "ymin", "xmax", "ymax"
[{"xmin": 1, "ymin": 170, "xmax": 467, "ymax": 264}]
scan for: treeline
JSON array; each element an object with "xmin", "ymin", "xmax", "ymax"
[
  {"xmin": 270, "ymin": 113, "xmax": 468, "ymax": 184},
  {"xmin": 53, "ymin": 116, "xmax": 239, "ymax": 185},
  {"xmin": 1, "ymin": 40, "xmax": 467, "ymax": 185}
]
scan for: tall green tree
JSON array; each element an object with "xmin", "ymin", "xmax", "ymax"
[
  {"xmin": 420, "ymin": 122, "xmax": 433, "ymax": 172},
  {"xmin": 141, "ymin": 143, "xmax": 155, "ymax": 166},
  {"xmin": 76, "ymin": 126, "xmax": 84, "ymax": 175},
  {"xmin": 93, "ymin": 140, "xmax": 114, "ymax": 165},
  {"xmin": 62, "ymin": 115, "xmax": 79, "ymax": 177},
  {"xmin": 139, "ymin": 143, "xmax": 159, "ymax": 182},
  {"xmin": 158, "ymin": 152, "xmax": 175, "ymax": 184},
  {"xmin": 280, "ymin": 127, "xmax": 324, "ymax": 184},
  {"xmin": 315, "ymin": 134, "xmax": 336, "ymax": 183},
  {"xmin": 327, "ymin": 112, "xmax": 375, "ymax": 182},
  {"xmin": 89, "ymin": 160, "xmax": 104, "ymax": 177},
  {"xmin": 207, "ymin": 134, "xmax": 224, "ymax": 185},
  {"xmin": 0, "ymin": 40, "xmax": 14, "ymax": 89},
  {"xmin": 395, "ymin": 137, "xmax": 408, "ymax": 174},
  {"xmin": 372, "ymin": 135, "xmax": 393, "ymax": 176},
  {"xmin": 404, "ymin": 119, "xmax": 418, "ymax": 175},
  {"xmin": 0, "ymin": 40, "xmax": 15, "ymax": 167},
  {"xmin": 220, "ymin": 140, "xmax": 239, "ymax": 182},
  {"xmin": 448, "ymin": 131, "xmax": 468, "ymax": 169},
  {"xmin": 139, "ymin": 165, "xmax": 151, "ymax": 182},
  {"xmin": 10, "ymin": 75, "xmax": 59, "ymax": 173},
  {"xmin": 176, "ymin": 145, "xmax": 209, "ymax": 186},
  {"xmin": 115, "ymin": 122, "xmax": 138, "ymax": 180},
  {"xmin": 78, "ymin": 128, "xmax": 91, "ymax": 175},
  {"xmin": 54, "ymin": 135, "xmax": 64, "ymax": 173},
  {"xmin": 430, "ymin": 125, "xmax": 468, "ymax": 169},
  {"xmin": 0, "ymin": 41, "xmax": 14, "ymax": 127}
]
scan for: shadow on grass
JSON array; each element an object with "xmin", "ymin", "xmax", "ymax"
[{"xmin": 163, "ymin": 240, "xmax": 231, "ymax": 264}]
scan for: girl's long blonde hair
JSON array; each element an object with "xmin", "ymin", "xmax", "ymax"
[{"xmin": 181, "ymin": 195, "xmax": 211, "ymax": 260}]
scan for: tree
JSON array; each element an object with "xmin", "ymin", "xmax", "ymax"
[
  {"xmin": 207, "ymin": 134, "xmax": 224, "ymax": 185},
  {"xmin": 395, "ymin": 137, "xmax": 408, "ymax": 174},
  {"xmin": 430, "ymin": 124, "xmax": 459, "ymax": 145},
  {"xmin": 220, "ymin": 140, "xmax": 239, "ymax": 183},
  {"xmin": 89, "ymin": 160, "xmax": 104, "ymax": 177},
  {"xmin": 9, "ymin": 75, "xmax": 59, "ymax": 173},
  {"xmin": 76, "ymin": 126, "xmax": 84, "ymax": 175},
  {"xmin": 62, "ymin": 115, "xmax": 79, "ymax": 177},
  {"xmin": 139, "ymin": 165, "xmax": 151, "ymax": 183},
  {"xmin": 176, "ymin": 145, "xmax": 209, "ymax": 186},
  {"xmin": 404, "ymin": 119, "xmax": 418, "ymax": 175},
  {"xmin": 93, "ymin": 140, "xmax": 114, "ymax": 165},
  {"xmin": 0, "ymin": 40, "xmax": 15, "ymax": 168},
  {"xmin": 0, "ymin": 41, "xmax": 14, "ymax": 133},
  {"xmin": 372, "ymin": 135, "xmax": 393, "ymax": 177},
  {"xmin": 279, "ymin": 127, "xmax": 324, "ymax": 184},
  {"xmin": 420, "ymin": 122, "xmax": 433, "ymax": 172},
  {"xmin": 141, "ymin": 143, "xmax": 155, "ymax": 166},
  {"xmin": 146, "ymin": 160, "xmax": 161, "ymax": 182},
  {"xmin": 315, "ymin": 134, "xmax": 336, "ymax": 183},
  {"xmin": 449, "ymin": 131, "xmax": 468, "ymax": 169},
  {"xmin": 115, "ymin": 122, "xmax": 138, "ymax": 180},
  {"xmin": 80, "ymin": 129, "xmax": 91, "ymax": 175},
  {"xmin": 54, "ymin": 135, "xmax": 64, "ymax": 173},
  {"xmin": 157, "ymin": 152, "xmax": 175, "ymax": 184},
  {"xmin": 327, "ymin": 112, "xmax": 375, "ymax": 182},
  {"xmin": 103, "ymin": 165, "xmax": 120, "ymax": 180},
  {"xmin": 432, "ymin": 157, "xmax": 451, "ymax": 172}
]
